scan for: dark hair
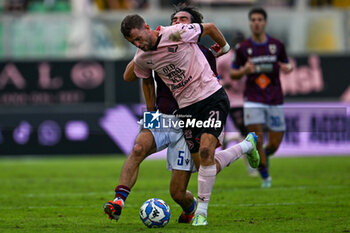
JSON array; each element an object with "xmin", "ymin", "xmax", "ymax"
[
  {"xmin": 121, "ymin": 14, "xmax": 145, "ymax": 38},
  {"xmin": 248, "ymin": 7, "xmax": 267, "ymax": 20},
  {"xmin": 170, "ymin": 5, "xmax": 203, "ymax": 24}
]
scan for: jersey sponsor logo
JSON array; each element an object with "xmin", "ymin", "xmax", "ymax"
[
  {"xmin": 162, "ymin": 64, "xmax": 185, "ymax": 83},
  {"xmin": 250, "ymin": 55, "xmax": 277, "ymax": 63},
  {"xmin": 171, "ymin": 75, "xmax": 192, "ymax": 90},
  {"xmin": 255, "ymin": 74, "xmax": 271, "ymax": 89}
]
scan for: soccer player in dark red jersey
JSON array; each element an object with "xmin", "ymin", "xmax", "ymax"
[{"xmin": 231, "ymin": 8, "xmax": 293, "ymax": 188}]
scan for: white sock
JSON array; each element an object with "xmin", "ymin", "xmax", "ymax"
[
  {"xmin": 196, "ymin": 202, "xmax": 209, "ymax": 217},
  {"xmin": 239, "ymin": 140, "xmax": 253, "ymax": 154}
]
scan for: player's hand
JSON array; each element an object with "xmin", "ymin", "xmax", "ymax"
[
  {"xmin": 243, "ymin": 59, "xmax": 255, "ymax": 74},
  {"xmin": 278, "ymin": 62, "xmax": 293, "ymax": 73}
]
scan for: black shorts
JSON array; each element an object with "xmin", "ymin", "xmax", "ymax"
[{"xmin": 175, "ymin": 88, "xmax": 229, "ymax": 153}]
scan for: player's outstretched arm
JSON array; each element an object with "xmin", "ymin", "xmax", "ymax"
[
  {"xmin": 201, "ymin": 23, "xmax": 230, "ymax": 57},
  {"xmin": 123, "ymin": 60, "xmax": 138, "ymax": 82},
  {"xmin": 142, "ymin": 78, "xmax": 156, "ymax": 111}
]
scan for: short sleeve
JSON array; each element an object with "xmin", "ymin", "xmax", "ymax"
[
  {"xmin": 133, "ymin": 57, "xmax": 151, "ymax": 79},
  {"xmin": 174, "ymin": 23, "xmax": 202, "ymax": 43},
  {"xmin": 278, "ymin": 42, "xmax": 289, "ymax": 63},
  {"xmin": 232, "ymin": 44, "xmax": 245, "ymax": 69}
]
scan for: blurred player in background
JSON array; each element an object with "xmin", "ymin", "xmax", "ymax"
[
  {"xmin": 104, "ymin": 7, "xmax": 260, "ymax": 226},
  {"xmin": 216, "ymin": 31, "xmax": 257, "ymax": 176},
  {"xmin": 230, "ymin": 8, "xmax": 293, "ymax": 188}
]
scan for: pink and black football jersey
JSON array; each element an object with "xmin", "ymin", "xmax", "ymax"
[
  {"xmin": 134, "ymin": 23, "xmax": 221, "ymax": 109},
  {"xmin": 232, "ymin": 35, "xmax": 289, "ymax": 105},
  {"xmin": 154, "ymin": 44, "xmax": 218, "ymax": 114}
]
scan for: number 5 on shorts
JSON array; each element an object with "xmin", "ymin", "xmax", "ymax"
[{"xmin": 177, "ymin": 151, "xmax": 185, "ymax": 165}]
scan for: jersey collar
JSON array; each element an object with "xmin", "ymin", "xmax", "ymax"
[{"xmin": 249, "ymin": 34, "xmax": 270, "ymax": 46}]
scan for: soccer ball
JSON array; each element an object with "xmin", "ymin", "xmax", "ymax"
[{"xmin": 139, "ymin": 198, "xmax": 171, "ymax": 228}]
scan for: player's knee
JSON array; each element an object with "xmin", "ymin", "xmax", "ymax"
[
  {"xmin": 132, "ymin": 143, "xmax": 146, "ymax": 158},
  {"xmin": 267, "ymin": 142, "xmax": 280, "ymax": 154},
  {"xmin": 199, "ymin": 146, "xmax": 211, "ymax": 159}
]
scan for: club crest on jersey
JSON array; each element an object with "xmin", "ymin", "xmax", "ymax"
[
  {"xmin": 269, "ymin": 44, "xmax": 277, "ymax": 54},
  {"xmin": 247, "ymin": 48, "xmax": 253, "ymax": 55},
  {"xmin": 168, "ymin": 45, "xmax": 178, "ymax": 53}
]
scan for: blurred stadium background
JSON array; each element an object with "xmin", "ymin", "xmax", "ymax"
[{"xmin": 0, "ymin": 0, "xmax": 349, "ymax": 157}]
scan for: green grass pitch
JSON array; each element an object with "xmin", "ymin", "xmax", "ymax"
[{"xmin": 0, "ymin": 155, "xmax": 349, "ymax": 233}]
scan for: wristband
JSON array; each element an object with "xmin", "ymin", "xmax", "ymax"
[{"xmin": 221, "ymin": 43, "xmax": 230, "ymax": 53}]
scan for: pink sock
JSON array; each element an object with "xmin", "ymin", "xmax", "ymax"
[
  {"xmin": 196, "ymin": 164, "xmax": 217, "ymax": 216},
  {"xmin": 215, "ymin": 144, "xmax": 243, "ymax": 173}
]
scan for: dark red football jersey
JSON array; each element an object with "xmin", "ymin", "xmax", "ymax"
[{"xmin": 232, "ymin": 35, "xmax": 289, "ymax": 105}]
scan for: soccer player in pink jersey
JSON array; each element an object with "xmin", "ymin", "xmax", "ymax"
[
  {"xmin": 104, "ymin": 8, "xmax": 259, "ymax": 226},
  {"xmin": 104, "ymin": 9, "xmax": 260, "ymax": 226},
  {"xmin": 231, "ymin": 8, "xmax": 293, "ymax": 188},
  {"xmin": 116, "ymin": 14, "xmax": 260, "ymax": 226}
]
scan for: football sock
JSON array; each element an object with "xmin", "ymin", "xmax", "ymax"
[
  {"xmin": 239, "ymin": 139, "xmax": 253, "ymax": 154},
  {"xmin": 183, "ymin": 198, "xmax": 196, "ymax": 214},
  {"xmin": 215, "ymin": 144, "xmax": 243, "ymax": 172},
  {"xmin": 196, "ymin": 202, "xmax": 209, "ymax": 217},
  {"xmin": 264, "ymin": 148, "xmax": 273, "ymax": 168},
  {"xmin": 258, "ymin": 166, "xmax": 269, "ymax": 179},
  {"xmin": 196, "ymin": 164, "xmax": 217, "ymax": 217},
  {"xmin": 114, "ymin": 185, "xmax": 130, "ymax": 203}
]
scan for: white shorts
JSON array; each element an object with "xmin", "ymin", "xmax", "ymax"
[
  {"xmin": 243, "ymin": 101, "xmax": 286, "ymax": 131},
  {"xmin": 140, "ymin": 115, "xmax": 196, "ymax": 172}
]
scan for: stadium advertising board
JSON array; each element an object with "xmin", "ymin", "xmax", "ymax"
[
  {"xmin": 281, "ymin": 54, "xmax": 350, "ymax": 101},
  {"xmin": 0, "ymin": 61, "xmax": 106, "ymax": 105},
  {"xmin": 0, "ymin": 55, "xmax": 349, "ymax": 155},
  {"xmin": 1, "ymin": 103, "xmax": 348, "ymax": 156}
]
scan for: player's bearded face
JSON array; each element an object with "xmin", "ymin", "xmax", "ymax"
[
  {"xmin": 249, "ymin": 14, "xmax": 266, "ymax": 35},
  {"xmin": 127, "ymin": 28, "xmax": 154, "ymax": 51}
]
